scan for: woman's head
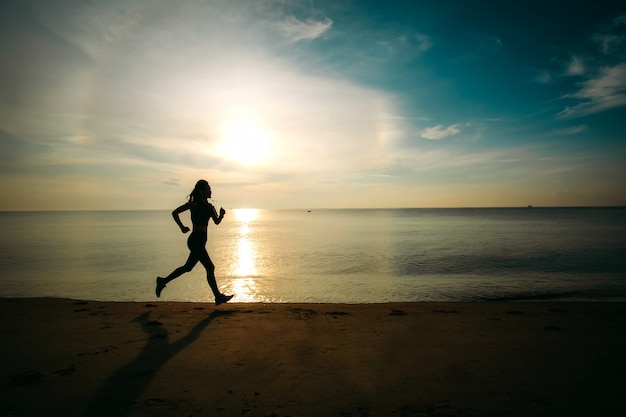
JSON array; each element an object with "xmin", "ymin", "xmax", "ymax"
[{"xmin": 189, "ymin": 179, "xmax": 211, "ymax": 202}]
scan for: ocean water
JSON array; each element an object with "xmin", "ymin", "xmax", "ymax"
[{"xmin": 1, "ymin": 208, "xmax": 625, "ymax": 303}]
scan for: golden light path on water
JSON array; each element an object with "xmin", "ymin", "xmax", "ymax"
[{"xmin": 229, "ymin": 208, "xmax": 259, "ymax": 302}]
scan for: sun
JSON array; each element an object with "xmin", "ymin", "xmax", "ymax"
[{"xmin": 219, "ymin": 118, "xmax": 271, "ymax": 165}]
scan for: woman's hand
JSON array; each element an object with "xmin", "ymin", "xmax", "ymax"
[
  {"xmin": 219, "ymin": 207, "xmax": 226, "ymax": 217},
  {"xmin": 180, "ymin": 226, "xmax": 190, "ymax": 233}
]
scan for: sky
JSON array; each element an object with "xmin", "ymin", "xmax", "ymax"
[{"xmin": 1, "ymin": 0, "xmax": 625, "ymax": 210}]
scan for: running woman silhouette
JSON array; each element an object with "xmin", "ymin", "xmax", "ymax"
[{"xmin": 156, "ymin": 180, "xmax": 234, "ymax": 305}]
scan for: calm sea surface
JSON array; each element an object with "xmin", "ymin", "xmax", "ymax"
[{"xmin": 1, "ymin": 208, "xmax": 625, "ymax": 303}]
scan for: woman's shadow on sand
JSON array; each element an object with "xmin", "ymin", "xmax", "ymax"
[{"xmin": 81, "ymin": 309, "xmax": 234, "ymax": 417}]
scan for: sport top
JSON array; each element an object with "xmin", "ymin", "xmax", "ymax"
[{"xmin": 190, "ymin": 202, "xmax": 213, "ymax": 227}]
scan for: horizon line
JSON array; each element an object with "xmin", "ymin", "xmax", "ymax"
[{"xmin": 2, "ymin": 205, "xmax": 626, "ymax": 213}]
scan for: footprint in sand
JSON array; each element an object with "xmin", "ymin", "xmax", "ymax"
[
  {"xmin": 53, "ymin": 365, "xmax": 76, "ymax": 376},
  {"xmin": 145, "ymin": 398, "xmax": 177, "ymax": 407},
  {"xmin": 10, "ymin": 370, "xmax": 43, "ymax": 386}
]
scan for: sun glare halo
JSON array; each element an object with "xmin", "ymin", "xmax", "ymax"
[{"xmin": 219, "ymin": 119, "xmax": 271, "ymax": 165}]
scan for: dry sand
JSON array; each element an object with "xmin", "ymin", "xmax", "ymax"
[{"xmin": 1, "ymin": 298, "xmax": 625, "ymax": 417}]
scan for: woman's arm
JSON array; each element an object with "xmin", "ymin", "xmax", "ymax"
[
  {"xmin": 172, "ymin": 203, "xmax": 191, "ymax": 233},
  {"xmin": 210, "ymin": 204, "xmax": 226, "ymax": 225}
]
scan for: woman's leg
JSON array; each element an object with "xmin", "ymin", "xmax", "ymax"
[
  {"xmin": 157, "ymin": 232, "xmax": 231, "ymax": 303},
  {"xmin": 196, "ymin": 248, "xmax": 220, "ymax": 297},
  {"xmin": 197, "ymin": 247, "xmax": 232, "ymax": 304},
  {"xmin": 164, "ymin": 252, "xmax": 199, "ymax": 283},
  {"xmin": 156, "ymin": 251, "xmax": 199, "ymax": 297}
]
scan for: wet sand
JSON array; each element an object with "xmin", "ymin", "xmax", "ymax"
[{"xmin": 1, "ymin": 298, "xmax": 625, "ymax": 417}]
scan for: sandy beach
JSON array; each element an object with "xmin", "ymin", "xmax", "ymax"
[{"xmin": 1, "ymin": 298, "xmax": 625, "ymax": 417}]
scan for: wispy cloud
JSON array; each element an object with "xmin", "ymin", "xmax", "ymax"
[
  {"xmin": 0, "ymin": 0, "xmax": 409, "ymax": 206},
  {"xmin": 277, "ymin": 16, "xmax": 333, "ymax": 42},
  {"xmin": 567, "ymin": 56, "xmax": 585, "ymax": 76},
  {"xmin": 558, "ymin": 62, "xmax": 626, "ymax": 118},
  {"xmin": 551, "ymin": 125, "xmax": 588, "ymax": 136},
  {"xmin": 593, "ymin": 14, "xmax": 626, "ymax": 54},
  {"xmin": 533, "ymin": 69, "xmax": 552, "ymax": 84},
  {"xmin": 2, "ymin": 1, "xmax": 625, "ymax": 210},
  {"xmin": 420, "ymin": 124, "xmax": 461, "ymax": 140},
  {"xmin": 396, "ymin": 32, "xmax": 432, "ymax": 54},
  {"xmin": 554, "ymin": 13, "xmax": 626, "ymax": 118},
  {"xmin": 594, "ymin": 33, "xmax": 624, "ymax": 54},
  {"xmin": 385, "ymin": 115, "xmax": 432, "ymax": 121}
]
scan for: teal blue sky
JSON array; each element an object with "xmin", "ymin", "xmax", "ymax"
[{"xmin": 1, "ymin": 0, "xmax": 625, "ymax": 210}]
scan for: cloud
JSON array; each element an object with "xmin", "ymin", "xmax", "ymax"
[
  {"xmin": 551, "ymin": 125, "xmax": 588, "ymax": 136},
  {"xmin": 420, "ymin": 124, "xmax": 461, "ymax": 140},
  {"xmin": 567, "ymin": 56, "xmax": 585, "ymax": 76},
  {"xmin": 550, "ymin": 13, "xmax": 626, "ymax": 118},
  {"xmin": 396, "ymin": 32, "xmax": 432, "ymax": 54},
  {"xmin": 277, "ymin": 16, "xmax": 333, "ymax": 42},
  {"xmin": 593, "ymin": 14, "xmax": 626, "ymax": 54},
  {"xmin": 534, "ymin": 57, "xmax": 584, "ymax": 84},
  {"xmin": 162, "ymin": 178, "xmax": 180, "ymax": 187},
  {"xmin": 533, "ymin": 69, "xmax": 552, "ymax": 84},
  {"xmin": 558, "ymin": 63, "xmax": 626, "ymax": 118},
  {"xmin": 594, "ymin": 33, "xmax": 625, "ymax": 54},
  {"xmin": 8, "ymin": 0, "xmax": 409, "ymax": 196},
  {"xmin": 0, "ymin": 1, "xmax": 401, "ymax": 193}
]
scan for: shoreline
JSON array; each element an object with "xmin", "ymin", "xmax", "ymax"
[{"xmin": 2, "ymin": 298, "xmax": 625, "ymax": 416}]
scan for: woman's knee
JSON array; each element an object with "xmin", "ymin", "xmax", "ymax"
[
  {"xmin": 181, "ymin": 261, "xmax": 197, "ymax": 272},
  {"xmin": 200, "ymin": 258, "xmax": 215, "ymax": 273}
]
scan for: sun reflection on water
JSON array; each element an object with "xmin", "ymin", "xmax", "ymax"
[
  {"xmin": 229, "ymin": 209, "xmax": 259, "ymax": 301},
  {"xmin": 230, "ymin": 277, "xmax": 258, "ymax": 302},
  {"xmin": 234, "ymin": 237, "xmax": 256, "ymax": 276}
]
